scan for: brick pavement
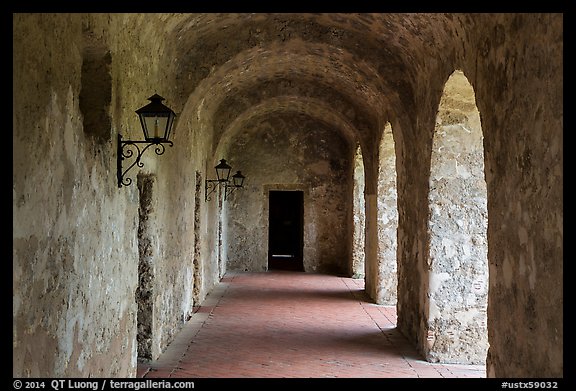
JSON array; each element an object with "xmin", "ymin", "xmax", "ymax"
[{"xmin": 137, "ymin": 271, "xmax": 485, "ymax": 379}]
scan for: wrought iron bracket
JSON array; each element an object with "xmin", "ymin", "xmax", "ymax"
[
  {"xmin": 117, "ymin": 134, "xmax": 173, "ymax": 188},
  {"xmin": 205, "ymin": 179, "xmax": 224, "ymax": 202},
  {"xmin": 224, "ymin": 183, "xmax": 240, "ymax": 200}
]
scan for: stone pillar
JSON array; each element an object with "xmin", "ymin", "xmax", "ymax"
[{"xmin": 364, "ymin": 193, "xmax": 379, "ymax": 300}]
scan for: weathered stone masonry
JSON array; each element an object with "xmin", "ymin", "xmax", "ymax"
[{"xmin": 13, "ymin": 13, "xmax": 562, "ymax": 378}]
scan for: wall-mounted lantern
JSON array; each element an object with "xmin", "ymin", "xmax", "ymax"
[
  {"xmin": 205, "ymin": 159, "xmax": 245, "ymax": 201},
  {"xmin": 117, "ymin": 94, "xmax": 176, "ymax": 188},
  {"xmin": 224, "ymin": 171, "xmax": 246, "ymax": 200}
]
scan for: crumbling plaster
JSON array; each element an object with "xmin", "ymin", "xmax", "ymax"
[{"xmin": 13, "ymin": 13, "xmax": 562, "ymax": 378}]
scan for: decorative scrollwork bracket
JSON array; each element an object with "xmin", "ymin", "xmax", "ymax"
[{"xmin": 117, "ymin": 134, "xmax": 173, "ymax": 188}]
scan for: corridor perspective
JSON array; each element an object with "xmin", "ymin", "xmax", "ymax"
[
  {"xmin": 138, "ymin": 271, "xmax": 485, "ymax": 378},
  {"xmin": 13, "ymin": 13, "xmax": 562, "ymax": 379}
]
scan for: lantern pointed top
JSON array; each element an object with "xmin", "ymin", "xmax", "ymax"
[
  {"xmin": 216, "ymin": 159, "xmax": 232, "ymax": 170},
  {"xmin": 148, "ymin": 93, "xmax": 165, "ymax": 102},
  {"xmin": 135, "ymin": 94, "xmax": 173, "ymax": 115}
]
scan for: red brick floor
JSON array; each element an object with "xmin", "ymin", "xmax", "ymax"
[{"xmin": 137, "ymin": 271, "xmax": 486, "ymax": 379}]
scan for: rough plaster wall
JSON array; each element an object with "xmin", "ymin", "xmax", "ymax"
[
  {"xmin": 465, "ymin": 14, "xmax": 563, "ymax": 377},
  {"xmin": 170, "ymin": 94, "xmax": 222, "ymax": 307},
  {"xmin": 112, "ymin": 12, "xmax": 224, "ymax": 361},
  {"xmin": 13, "ymin": 12, "xmax": 563, "ymax": 379},
  {"xmin": 218, "ymin": 194, "xmax": 228, "ymax": 279},
  {"xmin": 13, "ymin": 13, "xmax": 211, "ymax": 377},
  {"xmin": 106, "ymin": 13, "xmax": 205, "ymax": 368},
  {"xmin": 134, "ymin": 168, "xmax": 196, "ymax": 362},
  {"xmin": 145, "ymin": 152, "xmax": 196, "ymax": 358},
  {"xmin": 351, "ymin": 146, "xmax": 365, "ymax": 278},
  {"xmin": 13, "ymin": 14, "xmax": 138, "ymax": 377},
  {"xmin": 192, "ymin": 171, "xmax": 203, "ymax": 303},
  {"xmin": 145, "ymin": 98, "xmax": 219, "ymax": 355},
  {"xmin": 426, "ymin": 70, "xmax": 488, "ymax": 364},
  {"xmin": 376, "ymin": 123, "xmax": 398, "ymax": 305},
  {"xmin": 224, "ymin": 114, "xmax": 353, "ymax": 274}
]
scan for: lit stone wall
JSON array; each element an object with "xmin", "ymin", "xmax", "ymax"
[
  {"xmin": 13, "ymin": 13, "xmax": 563, "ymax": 379},
  {"xmin": 222, "ymin": 114, "xmax": 354, "ymax": 274},
  {"xmin": 13, "ymin": 14, "xmax": 141, "ymax": 377},
  {"xmin": 376, "ymin": 123, "xmax": 398, "ymax": 305},
  {"xmin": 425, "ymin": 70, "xmax": 488, "ymax": 364},
  {"xmin": 352, "ymin": 146, "xmax": 366, "ymax": 278},
  {"xmin": 12, "ymin": 13, "xmax": 216, "ymax": 376}
]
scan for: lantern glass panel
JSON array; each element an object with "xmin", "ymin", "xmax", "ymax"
[
  {"xmin": 215, "ymin": 160, "xmax": 232, "ymax": 182},
  {"xmin": 140, "ymin": 114, "xmax": 170, "ymax": 140},
  {"xmin": 232, "ymin": 171, "xmax": 245, "ymax": 187}
]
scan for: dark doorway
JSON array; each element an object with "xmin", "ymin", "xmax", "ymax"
[{"xmin": 268, "ymin": 190, "xmax": 304, "ymax": 271}]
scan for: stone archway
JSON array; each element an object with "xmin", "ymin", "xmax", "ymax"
[
  {"xmin": 352, "ymin": 144, "xmax": 365, "ymax": 278},
  {"xmin": 376, "ymin": 122, "xmax": 398, "ymax": 305},
  {"xmin": 425, "ymin": 70, "xmax": 489, "ymax": 364}
]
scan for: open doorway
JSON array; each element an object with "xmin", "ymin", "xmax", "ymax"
[{"xmin": 268, "ymin": 190, "xmax": 304, "ymax": 271}]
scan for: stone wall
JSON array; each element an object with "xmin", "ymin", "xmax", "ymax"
[
  {"xmin": 394, "ymin": 14, "xmax": 562, "ymax": 377},
  {"xmin": 13, "ymin": 13, "xmax": 219, "ymax": 376},
  {"xmin": 13, "ymin": 14, "xmax": 139, "ymax": 377},
  {"xmin": 223, "ymin": 114, "xmax": 354, "ymax": 274},
  {"xmin": 468, "ymin": 14, "xmax": 563, "ymax": 377},
  {"xmin": 13, "ymin": 13, "xmax": 563, "ymax": 379}
]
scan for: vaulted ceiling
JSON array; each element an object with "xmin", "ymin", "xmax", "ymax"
[{"xmin": 148, "ymin": 13, "xmax": 469, "ymax": 155}]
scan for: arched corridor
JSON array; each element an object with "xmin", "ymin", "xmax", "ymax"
[{"xmin": 13, "ymin": 13, "xmax": 562, "ymax": 379}]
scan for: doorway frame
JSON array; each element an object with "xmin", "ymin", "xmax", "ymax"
[
  {"xmin": 268, "ymin": 189, "xmax": 305, "ymax": 271},
  {"xmin": 262, "ymin": 184, "xmax": 309, "ymax": 271}
]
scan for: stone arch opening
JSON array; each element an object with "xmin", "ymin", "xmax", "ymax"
[
  {"xmin": 352, "ymin": 144, "xmax": 365, "ymax": 278},
  {"xmin": 376, "ymin": 122, "xmax": 398, "ymax": 305},
  {"xmin": 425, "ymin": 70, "xmax": 489, "ymax": 364}
]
